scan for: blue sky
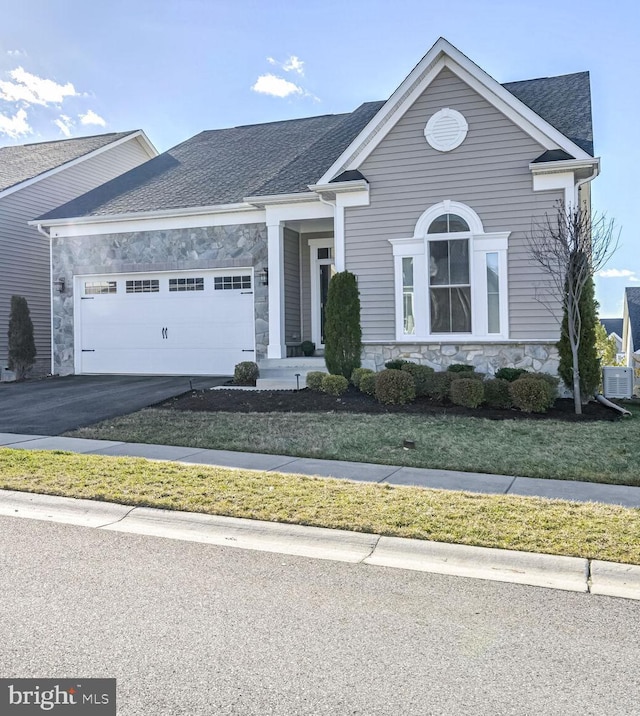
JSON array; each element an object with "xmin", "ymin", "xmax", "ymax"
[{"xmin": 0, "ymin": 0, "xmax": 636, "ymax": 317}]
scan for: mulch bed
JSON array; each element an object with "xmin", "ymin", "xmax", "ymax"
[{"xmin": 158, "ymin": 386, "xmax": 620, "ymax": 422}]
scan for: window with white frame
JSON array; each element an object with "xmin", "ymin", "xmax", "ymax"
[{"xmin": 389, "ymin": 201, "xmax": 510, "ymax": 342}]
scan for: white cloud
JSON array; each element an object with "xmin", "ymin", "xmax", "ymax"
[
  {"xmin": 0, "ymin": 108, "xmax": 31, "ymax": 138},
  {"xmin": 0, "ymin": 67, "xmax": 78, "ymax": 106},
  {"xmin": 265, "ymin": 55, "xmax": 305, "ymax": 75},
  {"xmin": 283, "ymin": 55, "xmax": 304, "ymax": 75},
  {"xmin": 7, "ymin": 49, "xmax": 26, "ymax": 57},
  {"xmin": 54, "ymin": 114, "xmax": 74, "ymax": 137},
  {"xmin": 79, "ymin": 109, "xmax": 106, "ymax": 127},
  {"xmin": 251, "ymin": 74, "xmax": 303, "ymax": 98},
  {"xmin": 598, "ymin": 268, "xmax": 638, "ymax": 279}
]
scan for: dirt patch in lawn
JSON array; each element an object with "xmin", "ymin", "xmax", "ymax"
[{"xmin": 158, "ymin": 386, "xmax": 619, "ymax": 422}]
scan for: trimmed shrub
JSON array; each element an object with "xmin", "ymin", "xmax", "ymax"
[
  {"xmin": 321, "ymin": 374, "xmax": 349, "ymax": 396},
  {"xmin": 484, "ymin": 378, "xmax": 513, "ymax": 409},
  {"xmin": 494, "ymin": 367, "xmax": 529, "ymax": 382},
  {"xmin": 7, "ymin": 295, "xmax": 36, "ymax": 380},
  {"xmin": 522, "ymin": 372, "xmax": 559, "ymax": 404},
  {"xmin": 351, "ymin": 367, "xmax": 375, "ymax": 388},
  {"xmin": 324, "ymin": 271, "xmax": 362, "ymax": 379},
  {"xmin": 449, "ymin": 370, "xmax": 484, "ymax": 382},
  {"xmin": 446, "ymin": 363, "xmax": 474, "ymax": 373},
  {"xmin": 401, "ymin": 362, "xmax": 435, "ymax": 396},
  {"xmin": 375, "ymin": 369, "xmax": 416, "ymax": 405},
  {"xmin": 509, "ymin": 378, "xmax": 555, "ymax": 413},
  {"xmin": 233, "ymin": 361, "xmax": 259, "ymax": 386},
  {"xmin": 301, "ymin": 340, "xmax": 315, "ymax": 357},
  {"xmin": 385, "ymin": 358, "xmax": 410, "ymax": 370},
  {"xmin": 424, "ymin": 371, "xmax": 454, "ymax": 402},
  {"xmin": 359, "ymin": 372, "xmax": 377, "ymax": 396},
  {"xmin": 450, "ymin": 378, "xmax": 485, "ymax": 409},
  {"xmin": 306, "ymin": 371, "xmax": 327, "ymax": 391}
]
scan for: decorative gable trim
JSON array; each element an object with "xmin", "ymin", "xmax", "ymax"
[{"xmin": 317, "ymin": 38, "xmax": 593, "ymax": 184}]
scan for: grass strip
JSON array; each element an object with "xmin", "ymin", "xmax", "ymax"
[
  {"xmin": 1, "ymin": 448, "xmax": 639, "ymax": 565},
  {"xmin": 68, "ymin": 405, "xmax": 640, "ymax": 486}
]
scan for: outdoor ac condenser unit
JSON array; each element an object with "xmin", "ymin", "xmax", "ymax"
[{"xmin": 602, "ymin": 366, "xmax": 633, "ymax": 399}]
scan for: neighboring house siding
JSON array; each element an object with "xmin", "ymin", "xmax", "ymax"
[
  {"xmin": 0, "ymin": 137, "xmax": 153, "ymax": 374},
  {"xmin": 51, "ymin": 223, "xmax": 268, "ymax": 375},
  {"xmin": 345, "ymin": 67, "xmax": 563, "ymax": 343},
  {"xmin": 283, "ymin": 228, "xmax": 301, "ymax": 344}
]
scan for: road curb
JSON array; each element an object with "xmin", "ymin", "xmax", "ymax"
[
  {"xmin": 590, "ymin": 560, "xmax": 640, "ymax": 600},
  {"xmin": 1, "ymin": 489, "xmax": 639, "ymax": 599},
  {"xmin": 364, "ymin": 536, "xmax": 589, "ymax": 592}
]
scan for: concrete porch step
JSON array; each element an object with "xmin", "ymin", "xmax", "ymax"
[
  {"xmin": 256, "ymin": 357, "xmax": 327, "ymax": 390},
  {"xmin": 254, "ymin": 378, "xmax": 302, "ymax": 390}
]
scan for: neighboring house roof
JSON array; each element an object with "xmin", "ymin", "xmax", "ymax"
[
  {"xmin": 0, "ymin": 131, "xmax": 141, "ymax": 194},
  {"xmin": 38, "ymin": 52, "xmax": 593, "ymax": 222},
  {"xmin": 625, "ymin": 287, "xmax": 640, "ymax": 352},
  {"xmin": 601, "ymin": 318, "xmax": 623, "ymax": 338}
]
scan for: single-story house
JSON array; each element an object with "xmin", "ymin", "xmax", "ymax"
[
  {"xmin": 622, "ymin": 287, "xmax": 640, "ymax": 370},
  {"xmin": 0, "ymin": 131, "xmax": 157, "ymax": 375},
  {"xmin": 34, "ymin": 38, "xmax": 599, "ymax": 378}
]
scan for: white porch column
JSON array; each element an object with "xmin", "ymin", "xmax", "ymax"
[{"xmin": 267, "ymin": 220, "xmax": 286, "ymax": 359}]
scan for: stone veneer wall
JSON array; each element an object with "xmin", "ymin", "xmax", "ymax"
[
  {"xmin": 52, "ymin": 224, "xmax": 268, "ymax": 375},
  {"xmin": 361, "ymin": 342, "xmax": 560, "ymax": 376}
]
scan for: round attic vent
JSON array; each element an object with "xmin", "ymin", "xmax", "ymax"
[{"xmin": 424, "ymin": 108, "xmax": 468, "ymax": 152}]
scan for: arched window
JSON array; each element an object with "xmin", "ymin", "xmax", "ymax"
[{"xmin": 389, "ymin": 201, "xmax": 510, "ymax": 341}]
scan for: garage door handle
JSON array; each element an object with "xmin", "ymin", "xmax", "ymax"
[
  {"xmin": 161, "ymin": 327, "xmax": 168, "ymax": 339},
  {"xmin": 82, "ymin": 349, "xmax": 95, "ymax": 352},
  {"xmin": 242, "ymin": 349, "xmax": 254, "ymax": 352}
]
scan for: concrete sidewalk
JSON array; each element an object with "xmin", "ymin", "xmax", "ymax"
[{"xmin": 1, "ymin": 431, "xmax": 640, "ymax": 508}]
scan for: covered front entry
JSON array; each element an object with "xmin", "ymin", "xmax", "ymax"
[{"xmin": 75, "ymin": 268, "xmax": 255, "ymax": 375}]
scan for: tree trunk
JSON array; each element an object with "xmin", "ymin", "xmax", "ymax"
[{"xmin": 570, "ymin": 339, "xmax": 582, "ymax": 415}]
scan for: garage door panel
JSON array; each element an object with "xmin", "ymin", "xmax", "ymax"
[{"xmin": 77, "ymin": 270, "xmax": 256, "ymax": 375}]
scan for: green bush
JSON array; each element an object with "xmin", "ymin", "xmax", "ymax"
[
  {"xmin": 301, "ymin": 340, "xmax": 315, "ymax": 357},
  {"xmin": 450, "ymin": 378, "xmax": 485, "ymax": 408},
  {"xmin": 385, "ymin": 359, "xmax": 410, "ymax": 370},
  {"xmin": 446, "ymin": 363, "xmax": 474, "ymax": 373},
  {"xmin": 424, "ymin": 371, "xmax": 454, "ymax": 402},
  {"xmin": 359, "ymin": 372, "xmax": 377, "ymax": 395},
  {"xmin": 374, "ymin": 369, "xmax": 416, "ymax": 405},
  {"xmin": 509, "ymin": 378, "xmax": 555, "ymax": 413},
  {"xmin": 484, "ymin": 378, "xmax": 513, "ymax": 409},
  {"xmin": 321, "ymin": 374, "xmax": 349, "ymax": 396},
  {"xmin": 494, "ymin": 367, "xmax": 529, "ymax": 382},
  {"xmin": 450, "ymin": 370, "xmax": 484, "ymax": 382},
  {"xmin": 324, "ymin": 271, "xmax": 362, "ymax": 379},
  {"xmin": 7, "ymin": 295, "xmax": 36, "ymax": 380},
  {"xmin": 400, "ymin": 363, "xmax": 435, "ymax": 396},
  {"xmin": 521, "ymin": 372, "xmax": 559, "ymax": 404},
  {"xmin": 233, "ymin": 361, "xmax": 259, "ymax": 386},
  {"xmin": 306, "ymin": 371, "xmax": 327, "ymax": 391},
  {"xmin": 351, "ymin": 367, "xmax": 375, "ymax": 388}
]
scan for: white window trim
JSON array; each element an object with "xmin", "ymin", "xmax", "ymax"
[
  {"xmin": 308, "ymin": 237, "xmax": 335, "ymax": 349},
  {"xmin": 389, "ymin": 202, "xmax": 510, "ymax": 343}
]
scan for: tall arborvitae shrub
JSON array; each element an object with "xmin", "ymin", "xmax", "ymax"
[
  {"xmin": 324, "ymin": 271, "xmax": 362, "ymax": 379},
  {"xmin": 7, "ymin": 295, "xmax": 36, "ymax": 380},
  {"xmin": 557, "ymin": 276, "xmax": 600, "ymax": 399}
]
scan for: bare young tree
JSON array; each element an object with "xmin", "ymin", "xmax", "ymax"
[{"xmin": 529, "ymin": 202, "xmax": 619, "ymax": 414}]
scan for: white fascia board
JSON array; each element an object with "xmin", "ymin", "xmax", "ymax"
[
  {"xmin": 529, "ymin": 157, "xmax": 600, "ymax": 177},
  {"xmin": 0, "ymin": 130, "xmax": 159, "ymax": 201},
  {"xmin": 317, "ymin": 37, "xmax": 591, "ymax": 183},
  {"xmin": 244, "ymin": 192, "xmax": 319, "ymax": 207},
  {"xmin": 39, "ymin": 205, "xmax": 265, "ymax": 238},
  {"xmin": 264, "ymin": 200, "xmax": 334, "ymax": 226},
  {"xmin": 308, "ymin": 180, "xmax": 369, "ymax": 193}
]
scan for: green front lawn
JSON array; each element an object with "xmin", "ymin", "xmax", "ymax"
[
  {"xmin": 68, "ymin": 405, "xmax": 640, "ymax": 485},
  {"xmin": 1, "ymin": 448, "xmax": 639, "ymax": 565}
]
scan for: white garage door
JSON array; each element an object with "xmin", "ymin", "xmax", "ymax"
[{"xmin": 76, "ymin": 269, "xmax": 255, "ymax": 375}]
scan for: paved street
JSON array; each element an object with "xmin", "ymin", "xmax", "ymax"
[{"xmin": 1, "ymin": 516, "xmax": 638, "ymax": 715}]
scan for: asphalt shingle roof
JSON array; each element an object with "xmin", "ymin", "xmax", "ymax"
[
  {"xmin": 39, "ymin": 71, "xmax": 593, "ymax": 221},
  {"xmin": 625, "ymin": 288, "xmax": 640, "ymax": 352},
  {"xmin": 601, "ymin": 318, "xmax": 623, "ymax": 337},
  {"xmin": 0, "ymin": 131, "xmax": 137, "ymax": 194}
]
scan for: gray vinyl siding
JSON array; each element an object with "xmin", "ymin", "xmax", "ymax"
[
  {"xmin": 283, "ymin": 227, "xmax": 301, "ymax": 343},
  {"xmin": 345, "ymin": 66, "xmax": 563, "ymax": 343},
  {"xmin": 0, "ymin": 137, "xmax": 152, "ymax": 374}
]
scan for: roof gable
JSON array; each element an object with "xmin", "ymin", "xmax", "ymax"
[
  {"xmin": 318, "ymin": 38, "xmax": 593, "ymax": 184},
  {"xmin": 0, "ymin": 131, "xmax": 147, "ymax": 195}
]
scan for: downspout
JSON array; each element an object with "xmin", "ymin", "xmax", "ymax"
[
  {"xmin": 36, "ymin": 223, "xmax": 54, "ymax": 376},
  {"xmin": 574, "ymin": 161, "xmax": 600, "ymax": 205}
]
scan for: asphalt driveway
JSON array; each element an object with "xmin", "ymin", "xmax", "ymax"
[{"xmin": 0, "ymin": 375, "xmax": 226, "ymax": 435}]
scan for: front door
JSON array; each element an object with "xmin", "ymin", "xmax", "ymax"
[{"xmin": 309, "ymin": 239, "xmax": 335, "ymax": 348}]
